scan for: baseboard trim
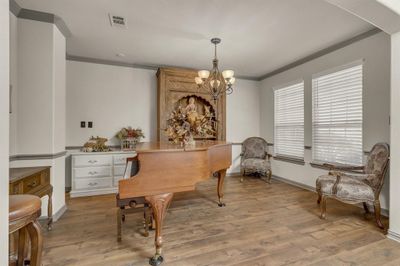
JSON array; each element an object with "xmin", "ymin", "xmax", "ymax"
[
  {"xmin": 272, "ymin": 175, "xmax": 316, "ymax": 192},
  {"xmin": 39, "ymin": 204, "xmax": 67, "ymax": 222},
  {"xmin": 388, "ymin": 230, "xmax": 400, "ymax": 243},
  {"xmin": 227, "ymin": 172, "xmax": 241, "ymax": 177}
]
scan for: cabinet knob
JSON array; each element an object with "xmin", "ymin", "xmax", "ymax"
[
  {"xmin": 88, "ymin": 160, "xmax": 98, "ymax": 164},
  {"xmin": 88, "ymin": 171, "xmax": 98, "ymax": 175},
  {"xmin": 88, "ymin": 182, "xmax": 98, "ymax": 186}
]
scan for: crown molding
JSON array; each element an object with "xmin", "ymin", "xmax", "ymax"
[
  {"xmin": 257, "ymin": 27, "xmax": 382, "ymax": 81},
  {"xmin": 9, "ymin": 0, "xmax": 71, "ymax": 37}
]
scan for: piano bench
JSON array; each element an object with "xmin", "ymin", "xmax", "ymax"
[{"xmin": 116, "ymin": 194, "xmax": 154, "ymax": 242}]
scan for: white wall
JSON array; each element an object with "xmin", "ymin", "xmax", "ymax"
[
  {"xmin": 226, "ymin": 79, "xmax": 261, "ymax": 172},
  {"xmin": 0, "ymin": 0, "xmax": 9, "ymax": 263},
  {"xmin": 9, "ymin": 13, "xmax": 17, "ymax": 156},
  {"xmin": 66, "ymin": 61, "xmax": 261, "ymax": 174},
  {"xmin": 9, "ymin": 17, "xmax": 67, "ymax": 217},
  {"xmin": 260, "ymin": 32, "xmax": 391, "ymax": 210},
  {"xmin": 66, "ymin": 61, "xmax": 157, "ymax": 146},
  {"xmin": 17, "ymin": 19, "xmax": 54, "ymax": 154},
  {"xmin": 389, "ymin": 31, "xmax": 400, "ymax": 237}
]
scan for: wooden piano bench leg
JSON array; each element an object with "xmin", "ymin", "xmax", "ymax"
[
  {"xmin": 117, "ymin": 208, "xmax": 122, "ymax": 242},
  {"xmin": 145, "ymin": 193, "xmax": 173, "ymax": 266}
]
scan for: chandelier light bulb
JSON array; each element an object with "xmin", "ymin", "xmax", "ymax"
[
  {"xmin": 229, "ymin": 77, "xmax": 236, "ymax": 85},
  {"xmin": 222, "ymin": 70, "xmax": 234, "ymax": 79},
  {"xmin": 210, "ymin": 79, "xmax": 221, "ymax": 88},
  {"xmin": 198, "ymin": 70, "xmax": 210, "ymax": 79},
  {"xmin": 195, "ymin": 77, "xmax": 203, "ymax": 85}
]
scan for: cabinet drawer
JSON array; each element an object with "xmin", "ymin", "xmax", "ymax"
[
  {"xmin": 23, "ymin": 174, "xmax": 42, "ymax": 193},
  {"xmin": 114, "ymin": 165, "xmax": 126, "ymax": 177},
  {"xmin": 74, "ymin": 177, "xmax": 112, "ymax": 190},
  {"xmin": 113, "ymin": 154, "xmax": 136, "ymax": 165},
  {"xmin": 113, "ymin": 176, "xmax": 123, "ymax": 187},
  {"xmin": 74, "ymin": 166, "xmax": 111, "ymax": 178},
  {"xmin": 73, "ymin": 155, "xmax": 112, "ymax": 167}
]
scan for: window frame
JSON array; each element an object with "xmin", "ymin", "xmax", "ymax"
[
  {"xmin": 311, "ymin": 60, "xmax": 364, "ymax": 166},
  {"xmin": 273, "ymin": 79, "xmax": 305, "ymax": 160}
]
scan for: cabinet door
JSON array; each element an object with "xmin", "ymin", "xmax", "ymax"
[{"xmin": 113, "ymin": 153, "xmax": 136, "ymax": 165}]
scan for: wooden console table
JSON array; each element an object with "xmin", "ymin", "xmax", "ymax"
[{"xmin": 9, "ymin": 166, "xmax": 53, "ymax": 230}]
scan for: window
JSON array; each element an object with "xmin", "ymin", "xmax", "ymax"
[
  {"xmin": 312, "ymin": 63, "xmax": 363, "ymax": 165},
  {"xmin": 274, "ymin": 81, "xmax": 304, "ymax": 159}
]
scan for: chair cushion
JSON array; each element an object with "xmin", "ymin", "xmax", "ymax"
[
  {"xmin": 9, "ymin": 195, "xmax": 41, "ymax": 222},
  {"xmin": 316, "ymin": 174, "xmax": 375, "ymax": 202},
  {"xmin": 241, "ymin": 158, "xmax": 270, "ymax": 174}
]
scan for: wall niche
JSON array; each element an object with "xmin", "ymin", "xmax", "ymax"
[{"xmin": 157, "ymin": 67, "xmax": 226, "ymax": 142}]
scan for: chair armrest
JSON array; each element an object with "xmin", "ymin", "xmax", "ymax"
[
  {"xmin": 266, "ymin": 153, "xmax": 272, "ymax": 161},
  {"xmin": 323, "ymin": 163, "xmax": 364, "ymax": 172}
]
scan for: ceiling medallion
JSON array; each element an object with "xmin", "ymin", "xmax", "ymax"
[{"xmin": 195, "ymin": 38, "xmax": 235, "ymax": 101}]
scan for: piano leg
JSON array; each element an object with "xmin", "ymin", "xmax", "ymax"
[
  {"xmin": 217, "ymin": 169, "xmax": 226, "ymax": 207},
  {"xmin": 145, "ymin": 193, "xmax": 173, "ymax": 266}
]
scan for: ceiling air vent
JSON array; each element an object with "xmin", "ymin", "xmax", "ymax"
[{"xmin": 109, "ymin": 14, "xmax": 127, "ymax": 28}]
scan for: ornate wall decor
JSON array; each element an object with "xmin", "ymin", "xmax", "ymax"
[{"xmin": 157, "ymin": 67, "xmax": 226, "ymax": 141}]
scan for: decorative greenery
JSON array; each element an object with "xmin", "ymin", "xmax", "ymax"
[
  {"xmin": 82, "ymin": 136, "xmax": 110, "ymax": 152},
  {"xmin": 165, "ymin": 105, "xmax": 215, "ymax": 145},
  {"xmin": 116, "ymin": 127, "xmax": 145, "ymax": 141}
]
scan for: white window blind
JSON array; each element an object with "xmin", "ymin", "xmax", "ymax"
[
  {"xmin": 312, "ymin": 63, "xmax": 363, "ymax": 165},
  {"xmin": 274, "ymin": 81, "xmax": 304, "ymax": 159}
]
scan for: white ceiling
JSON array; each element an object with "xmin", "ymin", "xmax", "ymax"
[{"xmin": 16, "ymin": 0, "xmax": 375, "ymax": 79}]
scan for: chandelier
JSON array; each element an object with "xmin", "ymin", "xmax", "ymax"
[{"xmin": 195, "ymin": 38, "xmax": 235, "ymax": 101}]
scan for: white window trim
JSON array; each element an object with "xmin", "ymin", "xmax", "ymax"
[
  {"xmin": 311, "ymin": 60, "xmax": 364, "ymax": 166},
  {"xmin": 273, "ymin": 80, "xmax": 305, "ymax": 160}
]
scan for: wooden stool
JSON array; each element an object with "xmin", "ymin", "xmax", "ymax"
[{"xmin": 9, "ymin": 195, "xmax": 43, "ymax": 266}]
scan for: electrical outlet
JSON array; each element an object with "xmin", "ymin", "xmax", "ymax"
[
  {"xmin": 88, "ymin": 121, "xmax": 93, "ymax": 128},
  {"xmin": 81, "ymin": 121, "xmax": 86, "ymax": 128}
]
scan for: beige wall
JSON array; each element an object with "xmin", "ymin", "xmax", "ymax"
[
  {"xmin": 66, "ymin": 61, "xmax": 261, "ymax": 177},
  {"xmin": 9, "ymin": 16, "xmax": 67, "ymax": 217},
  {"xmin": 389, "ymin": 31, "xmax": 400, "ymax": 238},
  {"xmin": 260, "ymin": 32, "xmax": 391, "ymax": 210},
  {"xmin": 0, "ymin": 0, "xmax": 9, "ymax": 263}
]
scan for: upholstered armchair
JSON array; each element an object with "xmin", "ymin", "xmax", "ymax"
[
  {"xmin": 316, "ymin": 143, "xmax": 389, "ymax": 229},
  {"xmin": 240, "ymin": 137, "xmax": 272, "ymax": 183}
]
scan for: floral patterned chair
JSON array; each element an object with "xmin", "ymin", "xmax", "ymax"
[
  {"xmin": 316, "ymin": 143, "xmax": 390, "ymax": 229},
  {"xmin": 240, "ymin": 137, "xmax": 272, "ymax": 183}
]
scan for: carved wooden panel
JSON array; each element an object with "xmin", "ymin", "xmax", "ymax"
[{"xmin": 157, "ymin": 67, "xmax": 226, "ymax": 141}]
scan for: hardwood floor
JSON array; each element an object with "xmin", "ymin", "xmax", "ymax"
[{"xmin": 42, "ymin": 176, "xmax": 399, "ymax": 266}]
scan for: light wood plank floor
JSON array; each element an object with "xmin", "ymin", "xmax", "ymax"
[{"xmin": 42, "ymin": 176, "xmax": 400, "ymax": 266}]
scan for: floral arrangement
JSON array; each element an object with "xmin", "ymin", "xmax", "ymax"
[
  {"xmin": 165, "ymin": 105, "xmax": 215, "ymax": 145},
  {"xmin": 116, "ymin": 127, "xmax": 145, "ymax": 141},
  {"xmin": 116, "ymin": 127, "xmax": 145, "ymax": 150},
  {"xmin": 82, "ymin": 136, "xmax": 110, "ymax": 152}
]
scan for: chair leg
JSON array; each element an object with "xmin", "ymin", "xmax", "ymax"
[
  {"xmin": 117, "ymin": 208, "xmax": 122, "ymax": 242},
  {"xmin": 121, "ymin": 206, "xmax": 126, "ymax": 222},
  {"xmin": 17, "ymin": 228, "xmax": 26, "ymax": 266},
  {"xmin": 317, "ymin": 191, "xmax": 321, "ymax": 204},
  {"xmin": 374, "ymin": 200, "xmax": 384, "ymax": 229},
  {"xmin": 363, "ymin": 202, "xmax": 370, "ymax": 214},
  {"xmin": 26, "ymin": 220, "xmax": 43, "ymax": 266},
  {"xmin": 267, "ymin": 170, "xmax": 272, "ymax": 184},
  {"xmin": 240, "ymin": 169, "xmax": 244, "ymax": 182},
  {"xmin": 320, "ymin": 196, "xmax": 327, "ymax": 219}
]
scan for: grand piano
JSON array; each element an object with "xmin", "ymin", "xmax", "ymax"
[{"xmin": 118, "ymin": 141, "xmax": 232, "ymax": 266}]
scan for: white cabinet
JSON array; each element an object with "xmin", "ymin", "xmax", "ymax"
[{"xmin": 70, "ymin": 151, "xmax": 136, "ymax": 198}]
